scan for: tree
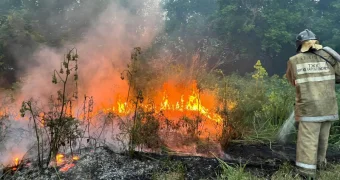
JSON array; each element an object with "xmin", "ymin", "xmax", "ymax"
[
  {"xmin": 0, "ymin": 0, "xmax": 110, "ymax": 87},
  {"xmin": 211, "ymin": 0, "xmax": 321, "ymax": 75}
]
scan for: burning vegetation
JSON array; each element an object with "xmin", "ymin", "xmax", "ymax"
[
  {"xmin": 56, "ymin": 153, "xmax": 80, "ymax": 173},
  {"xmin": 1, "ymin": 44, "xmax": 335, "ymax": 180},
  {"xmin": 3, "ymin": 0, "xmax": 340, "ymax": 179},
  {"xmin": 1, "ymin": 1, "xmax": 331, "ymax": 179},
  {"xmin": 0, "ymin": 1, "xmax": 238, "ymax": 177},
  {"xmin": 104, "ymin": 80, "xmax": 223, "ymax": 123},
  {"xmin": 0, "ymin": 46, "xmax": 234, "ymax": 177},
  {"xmin": 0, "ymin": 44, "xmax": 296, "ymax": 180}
]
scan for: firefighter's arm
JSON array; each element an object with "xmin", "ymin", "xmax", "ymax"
[
  {"xmin": 286, "ymin": 60, "xmax": 295, "ymax": 86},
  {"xmin": 333, "ymin": 60, "xmax": 340, "ymax": 76}
]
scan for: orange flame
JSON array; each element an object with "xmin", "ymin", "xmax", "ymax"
[
  {"xmin": 56, "ymin": 154, "xmax": 64, "ymax": 166},
  {"xmin": 39, "ymin": 112, "xmax": 45, "ymax": 126},
  {"xmin": 14, "ymin": 158, "xmax": 19, "ymax": 166},
  {"xmin": 72, "ymin": 156, "xmax": 79, "ymax": 161},
  {"xmin": 59, "ymin": 163, "xmax": 75, "ymax": 172},
  {"xmin": 157, "ymin": 81, "xmax": 223, "ymax": 122},
  {"xmin": 54, "ymin": 154, "xmax": 79, "ymax": 172},
  {"xmin": 100, "ymin": 81, "xmax": 223, "ymax": 123}
]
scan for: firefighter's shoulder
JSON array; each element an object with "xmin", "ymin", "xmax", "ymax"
[{"xmin": 288, "ymin": 53, "xmax": 305, "ymax": 63}]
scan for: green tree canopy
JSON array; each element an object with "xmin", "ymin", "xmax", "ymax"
[{"xmin": 1, "ymin": 0, "xmax": 340, "ymax": 87}]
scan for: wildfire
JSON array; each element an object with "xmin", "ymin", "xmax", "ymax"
[
  {"xmin": 72, "ymin": 155, "xmax": 79, "ymax": 161},
  {"xmin": 14, "ymin": 158, "xmax": 19, "ymax": 166},
  {"xmin": 102, "ymin": 81, "xmax": 223, "ymax": 123},
  {"xmin": 56, "ymin": 154, "xmax": 79, "ymax": 172},
  {"xmin": 59, "ymin": 163, "xmax": 75, "ymax": 172},
  {"xmin": 39, "ymin": 112, "xmax": 45, "ymax": 126},
  {"xmin": 9, "ymin": 157, "xmax": 20, "ymax": 171},
  {"xmin": 157, "ymin": 82, "xmax": 223, "ymax": 123},
  {"xmin": 56, "ymin": 154, "xmax": 64, "ymax": 166}
]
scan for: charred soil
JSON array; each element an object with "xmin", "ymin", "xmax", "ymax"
[{"xmin": 2, "ymin": 142, "xmax": 340, "ymax": 180}]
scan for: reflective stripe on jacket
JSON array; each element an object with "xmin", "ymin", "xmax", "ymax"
[{"xmin": 286, "ymin": 49, "xmax": 340, "ymax": 122}]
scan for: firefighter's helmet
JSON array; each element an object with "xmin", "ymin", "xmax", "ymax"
[{"xmin": 296, "ymin": 29, "xmax": 318, "ymax": 52}]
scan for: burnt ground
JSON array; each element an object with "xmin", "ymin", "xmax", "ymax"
[{"xmin": 2, "ymin": 142, "xmax": 340, "ymax": 180}]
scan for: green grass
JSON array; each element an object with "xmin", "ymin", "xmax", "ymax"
[
  {"xmin": 215, "ymin": 161, "xmax": 340, "ymax": 180},
  {"xmin": 213, "ymin": 154, "xmax": 263, "ymax": 180},
  {"xmin": 152, "ymin": 172, "xmax": 185, "ymax": 180},
  {"xmin": 216, "ymin": 159, "xmax": 259, "ymax": 180},
  {"xmin": 318, "ymin": 165, "xmax": 340, "ymax": 179},
  {"xmin": 270, "ymin": 162, "xmax": 300, "ymax": 180},
  {"xmin": 151, "ymin": 160, "xmax": 186, "ymax": 180},
  {"xmin": 272, "ymin": 163, "xmax": 340, "ymax": 180}
]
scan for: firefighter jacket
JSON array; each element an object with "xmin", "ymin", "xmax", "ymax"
[{"xmin": 286, "ymin": 49, "xmax": 340, "ymax": 122}]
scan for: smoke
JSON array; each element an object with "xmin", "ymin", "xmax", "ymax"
[
  {"xmin": 0, "ymin": 119, "xmax": 33, "ymax": 166},
  {"xmin": 1, "ymin": 0, "xmax": 165, "ymax": 166},
  {"xmin": 16, "ymin": 0, "xmax": 164, "ymax": 105}
]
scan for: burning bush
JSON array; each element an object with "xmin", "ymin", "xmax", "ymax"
[
  {"xmin": 93, "ymin": 47, "xmax": 225, "ymax": 156},
  {"xmin": 131, "ymin": 108, "xmax": 163, "ymax": 151},
  {"xmin": 19, "ymin": 48, "xmax": 81, "ymax": 169},
  {"xmin": 2, "ymin": 45, "xmax": 296, "ymax": 178}
]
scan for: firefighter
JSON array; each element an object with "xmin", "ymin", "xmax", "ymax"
[{"xmin": 286, "ymin": 29, "xmax": 340, "ymax": 179}]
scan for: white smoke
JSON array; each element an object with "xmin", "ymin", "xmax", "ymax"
[{"xmin": 0, "ymin": 0, "xmax": 165, "ymax": 166}]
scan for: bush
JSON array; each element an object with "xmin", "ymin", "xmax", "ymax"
[
  {"xmin": 215, "ymin": 60, "xmax": 295, "ymax": 144},
  {"xmin": 20, "ymin": 48, "xmax": 81, "ymax": 168},
  {"xmin": 131, "ymin": 108, "xmax": 163, "ymax": 151}
]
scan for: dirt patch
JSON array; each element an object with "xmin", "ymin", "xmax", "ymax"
[{"xmin": 225, "ymin": 142, "xmax": 340, "ymax": 164}]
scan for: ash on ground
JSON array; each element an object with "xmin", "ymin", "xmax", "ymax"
[
  {"xmin": 3, "ymin": 146, "xmax": 221, "ymax": 180},
  {"xmin": 3, "ymin": 143, "xmax": 340, "ymax": 180},
  {"xmin": 4, "ymin": 147, "xmax": 155, "ymax": 180}
]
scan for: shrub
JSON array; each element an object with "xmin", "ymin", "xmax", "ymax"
[
  {"xmin": 131, "ymin": 108, "xmax": 163, "ymax": 151},
  {"xmin": 20, "ymin": 48, "xmax": 81, "ymax": 168},
  {"xmin": 216, "ymin": 60, "xmax": 295, "ymax": 144}
]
